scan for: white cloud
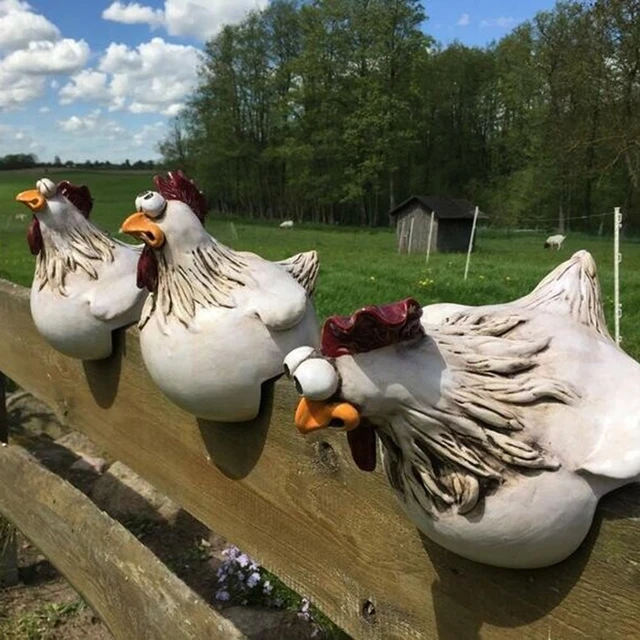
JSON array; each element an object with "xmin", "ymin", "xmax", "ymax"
[
  {"xmin": 162, "ymin": 102, "xmax": 185, "ymax": 117},
  {"xmin": 480, "ymin": 17, "xmax": 517, "ymax": 29},
  {"xmin": 165, "ymin": 0, "xmax": 268, "ymax": 40},
  {"xmin": 39, "ymin": 105, "xmax": 50, "ymax": 113},
  {"xmin": 49, "ymin": 114, "xmax": 167, "ymax": 162},
  {"xmin": 56, "ymin": 110, "xmax": 127, "ymax": 140},
  {"xmin": 0, "ymin": 121, "xmax": 41, "ymax": 153},
  {"xmin": 60, "ymin": 38, "xmax": 199, "ymax": 115},
  {"xmin": 457, "ymin": 13, "xmax": 470, "ymax": 27},
  {"xmin": 102, "ymin": 0, "xmax": 268, "ymax": 41},
  {"xmin": 103, "ymin": 1, "xmax": 164, "ymax": 29},
  {"xmin": 2, "ymin": 38, "xmax": 90, "ymax": 74},
  {"xmin": 132, "ymin": 120, "xmax": 165, "ymax": 146},
  {"xmin": 57, "ymin": 114, "xmax": 98, "ymax": 133},
  {"xmin": 0, "ymin": 69, "xmax": 45, "ymax": 108},
  {"xmin": 59, "ymin": 69, "xmax": 110, "ymax": 104},
  {"xmin": 0, "ymin": 2, "xmax": 90, "ymax": 109},
  {"xmin": 0, "ymin": 0, "xmax": 60, "ymax": 51}
]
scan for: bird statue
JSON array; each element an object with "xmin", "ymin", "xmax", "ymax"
[
  {"xmin": 120, "ymin": 170, "xmax": 320, "ymax": 422},
  {"xmin": 284, "ymin": 250, "xmax": 640, "ymax": 569},
  {"xmin": 15, "ymin": 177, "xmax": 147, "ymax": 360}
]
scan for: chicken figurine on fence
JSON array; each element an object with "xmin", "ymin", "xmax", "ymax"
[
  {"xmin": 120, "ymin": 170, "xmax": 320, "ymax": 422},
  {"xmin": 284, "ymin": 250, "xmax": 640, "ymax": 569},
  {"xmin": 15, "ymin": 178, "xmax": 147, "ymax": 360}
]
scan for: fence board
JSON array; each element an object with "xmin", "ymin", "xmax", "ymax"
[
  {"xmin": 0, "ymin": 279, "xmax": 638, "ymax": 639},
  {"xmin": 0, "ymin": 444, "xmax": 246, "ymax": 640}
]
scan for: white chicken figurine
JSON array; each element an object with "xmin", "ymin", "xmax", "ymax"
[
  {"xmin": 285, "ymin": 250, "xmax": 640, "ymax": 569},
  {"xmin": 120, "ymin": 170, "xmax": 320, "ymax": 422},
  {"xmin": 15, "ymin": 177, "xmax": 147, "ymax": 360}
]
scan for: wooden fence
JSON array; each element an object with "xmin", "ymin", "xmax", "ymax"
[{"xmin": 0, "ymin": 278, "xmax": 638, "ymax": 639}]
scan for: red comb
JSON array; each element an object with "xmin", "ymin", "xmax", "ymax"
[
  {"xmin": 57, "ymin": 180, "xmax": 93, "ymax": 218},
  {"xmin": 153, "ymin": 170, "xmax": 208, "ymax": 223},
  {"xmin": 321, "ymin": 298, "xmax": 424, "ymax": 358}
]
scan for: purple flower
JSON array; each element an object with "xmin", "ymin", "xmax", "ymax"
[
  {"xmin": 222, "ymin": 545, "xmax": 240, "ymax": 560},
  {"xmin": 249, "ymin": 562, "xmax": 260, "ymax": 572},
  {"xmin": 247, "ymin": 572, "xmax": 261, "ymax": 588},
  {"xmin": 300, "ymin": 598, "xmax": 310, "ymax": 614},
  {"xmin": 263, "ymin": 580, "xmax": 272, "ymax": 595},
  {"xmin": 236, "ymin": 553, "xmax": 250, "ymax": 568},
  {"xmin": 215, "ymin": 590, "xmax": 230, "ymax": 602}
]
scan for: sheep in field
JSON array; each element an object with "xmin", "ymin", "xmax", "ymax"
[
  {"xmin": 544, "ymin": 234, "xmax": 566, "ymax": 250},
  {"xmin": 279, "ymin": 220, "xmax": 294, "ymax": 228}
]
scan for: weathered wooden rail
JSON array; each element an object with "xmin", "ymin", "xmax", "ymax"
[
  {"xmin": 0, "ymin": 278, "xmax": 638, "ymax": 639},
  {"xmin": 0, "ymin": 445, "xmax": 246, "ymax": 639}
]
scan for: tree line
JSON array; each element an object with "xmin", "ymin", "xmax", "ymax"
[
  {"xmin": 0, "ymin": 155, "xmax": 159, "ymax": 172},
  {"xmin": 158, "ymin": 0, "xmax": 640, "ymax": 231}
]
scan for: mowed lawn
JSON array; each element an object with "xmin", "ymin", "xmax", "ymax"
[{"xmin": 2, "ymin": 169, "xmax": 640, "ymax": 359}]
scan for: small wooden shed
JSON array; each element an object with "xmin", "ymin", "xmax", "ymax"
[{"xmin": 390, "ymin": 195, "xmax": 487, "ymax": 254}]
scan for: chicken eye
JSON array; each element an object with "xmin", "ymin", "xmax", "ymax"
[
  {"xmin": 292, "ymin": 358, "xmax": 339, "ymax": 401},
  {"xmin": 135, "ymin": 191, "xmax": 166, "ymax": 218},
  {"xmin": 283, "ymin": 346, "xmax": 315, "ymax": 378},
  {"xmin": 36, "ymin": 178, "xmax": 56, "ymax": 198}
]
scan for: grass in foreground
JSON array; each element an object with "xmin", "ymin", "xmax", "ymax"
[{"xmin": 0, "ymin": 600, "xmax": 86, "ymax": 639}]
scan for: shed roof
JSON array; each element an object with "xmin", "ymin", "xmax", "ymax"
[{"xmin": 389, "ymin": 195, "xmax": 488, "ymax": 219}]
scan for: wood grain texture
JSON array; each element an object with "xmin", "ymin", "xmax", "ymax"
[
  {"xmin": 0, "ymin": 444, "xmax": 246, "ymax": 640},
  {"xmin": 0, "ymin": 279, "xmax": 638, "ymax": 639}
]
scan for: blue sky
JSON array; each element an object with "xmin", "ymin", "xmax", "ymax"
[
  {"xmin": 425, "ymin": 1, "xmax": 558, "ymax": 47},
  {"xmin": 0, "ymin": 1, "xmax": 559, "ymax": 163}
]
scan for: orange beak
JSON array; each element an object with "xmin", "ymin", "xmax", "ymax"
[
  {"xmin": 120, "ymin": 212, "xmax": 165, "ymax": 248},
  {"xmin": 294, "ymin": 398, "xmax": 361, "ymax": 434},
  {"xmin": 16, "ymin": 189, "xmax": 46, "ymax": 212}
]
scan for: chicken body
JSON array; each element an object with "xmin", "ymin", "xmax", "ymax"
[
  {"xmin": 122, "ymin": 178, "xmax": 319, "ymax": 422},
  {"xmin": 140, "ymin": 282, "xmax": 318, "ymax": 421},
  {"xmin": 17, "ymin": 178, "xmax": 146, "ymax": 360}
]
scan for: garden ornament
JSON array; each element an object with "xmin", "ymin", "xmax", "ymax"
[
  {"xmin": 15, "ymin": 177, "xmax": 146, "ymax": 360},
  {"xmin": 120, "ymin": 170, "xmax": 320, "ymax": 422},
  {"xmin": 284, "ymin": 250, "xmax": 640, "ymax": 568}
]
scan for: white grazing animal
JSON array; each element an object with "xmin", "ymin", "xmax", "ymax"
[
  {"xmin": 544, "ymin": 234, "xmax": 566, "ymax": 250},
  {"xmin": 280, "ymin": 220, "xmax": 294, "ymax": 228}
]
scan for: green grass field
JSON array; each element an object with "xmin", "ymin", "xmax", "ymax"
[{"xmin": 2, "ymin": 168, "xmax": 639, "ymax": 359}]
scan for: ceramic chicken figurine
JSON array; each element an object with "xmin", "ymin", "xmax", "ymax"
[
  {"xmin": 284, "ymin": 250, "xmax": 640, "ymax": 569},
  {"xmin": 15, "ymin": 178, "xmax": 147, "ymax": 360},
  {"xmin": 120, "ymin": 170, "xmax": 320, "ymax": 422}
]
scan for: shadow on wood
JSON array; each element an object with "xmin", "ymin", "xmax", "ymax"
[
  {"xmin": 81, "ymin": 327, "xmax": 125, "ymax": 409},
  {"xmin": 196, "ymin": 378, "xmax": 275, "ymax": 480},
  {"xmin": 426, "ymin": 482, "xmax": 640, "ymax": 640}
]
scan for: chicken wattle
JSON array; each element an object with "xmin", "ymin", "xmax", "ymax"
[
  {"xmin": 284, "ymin": 250, "xmax": 640, "ymax": 569},
  {"xmin": 15, "ymin": 177, "xmax": 147, "ymax": 360},
  {"xmin": 120, "ymin": 170, "xmax": 320, "ymax": 422}
]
